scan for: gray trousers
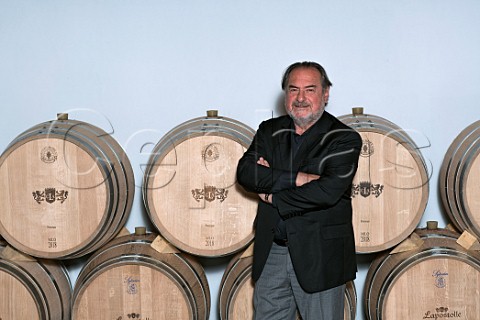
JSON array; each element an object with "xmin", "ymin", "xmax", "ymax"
[{"xmin": 253, "ymin": 243, "xmax": 345, "ymax": 320}]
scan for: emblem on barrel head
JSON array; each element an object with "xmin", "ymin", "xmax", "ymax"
[
  {"xmin": 124, "ymin": 276, "xmax": 140, "ymax": 295},
  {"xmin": 432, "ymin": 270, "xmax": 448, "ymax": 288},
  {"xmin": 360, "ymin": 139, "xmax": 374, "ymax": 157},
  {"xmin": 40, "ymin": 146, "xmax": 58, "ymax": 163},
  {"xmin": 351, "ymin": 181, "xmax": 384, "ymax": 198},
  {"xmin": 192, "ymin": 185, "xmax": 228, "ymax": 202},
  {"xmin": 202, "ymin": 143, "xmax": 220, "ymax": 162},
  {"xmin": 32, "ymin": 188, "xmax": 69, "ymax": 204}
]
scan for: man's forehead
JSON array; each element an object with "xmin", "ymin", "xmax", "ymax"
[{"xmin": 288, "ymin": 68, "xmax": 322, "ymax": 85}]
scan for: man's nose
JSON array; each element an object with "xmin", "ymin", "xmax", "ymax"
[{"xmin": 296, "ymin": 90, "xmax": 305, "ymax": 101}]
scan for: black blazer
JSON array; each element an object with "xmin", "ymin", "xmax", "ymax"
[{"xmin": 237, "ymin": 111, "xmax": 362, "ymax": 293}]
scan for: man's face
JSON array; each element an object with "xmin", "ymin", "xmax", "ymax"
[{"xmin": 284, "ymin": 67, "xmax": 330, "ymax": 131}]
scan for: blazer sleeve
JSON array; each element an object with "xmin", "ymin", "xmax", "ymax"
[
  {"xmin": 273, "ymin": 129, "xmax": 362, "ymax": 218},
  {"xmin": 236, "ymin": 121, "xmax": 293, "ymax": 194}
]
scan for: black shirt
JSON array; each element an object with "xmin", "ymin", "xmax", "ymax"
[{"xmin": 272, "ymin": 127, "xmax": 309, "ymax": 241}]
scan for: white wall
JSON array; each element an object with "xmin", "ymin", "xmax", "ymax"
[{"xmin": 1, "ymin": 1, "xmax": 479, "ymax": 319}]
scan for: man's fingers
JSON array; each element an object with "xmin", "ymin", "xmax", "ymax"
[{"xmin": 257, "ymin": 157, "xmax": 270, "ymax": 167}]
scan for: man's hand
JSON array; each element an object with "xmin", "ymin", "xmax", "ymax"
[
  {"xmin": 257, "ymin": 157, "xmax": 270, "ymax": 167},
  {"xmin": 258, "ymin": 192, "xmax": 272, "ymax": 204},
  {"xmin": 296, "ymin": 172, "xmax": 320, "ymax": 187},
  {"xmin": 257, "ymin": 157, "xmax": 272, "ymax": 203},
  {"xmin": 256, "ymin": 156, "xmax": 319, "ymax": 202}
]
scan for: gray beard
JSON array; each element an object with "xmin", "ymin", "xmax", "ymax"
[{"xmin": 288, "ymin": 109, "xmax": 324, "ymax": 130}]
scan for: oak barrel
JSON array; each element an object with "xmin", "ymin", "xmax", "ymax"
[
  {"xmin": 338, "ymin": 108, "xmax": 429, "ymax": 253},
  {"xmin": 72, "ymin": 229, "xmax": 210, "ymax": 320},
  {"xmin": 363, "ymin": 225, "xmax": 480, "ymax": 320},
  {"xmin": 0, "ymin": 239, "xmax": 72, "ymax": 319},
  {"xmin": 143, "ymin": 111, "xmax": 257, "ymax": 257},
  {"xmin": 0, "ymin": 114, "xmax": 135, "ymax": 259},
  {"xmin": 439, "ymin": 120, "xmax": 480, "ymax": 239},
  {"xmin": 218, "ymin": 245, "xmax": 357, "ymax": 320}
]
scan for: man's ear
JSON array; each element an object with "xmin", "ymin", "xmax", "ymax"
[{"xmin": 323, "ymin": 87, "xmax": 330, "ymax": 104}]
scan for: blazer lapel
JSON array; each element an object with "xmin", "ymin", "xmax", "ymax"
[{"xmin": 272, "ymin": 116, "xmax": 295, "ymax": 170}]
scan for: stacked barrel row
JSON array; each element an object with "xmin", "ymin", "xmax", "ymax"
[
  {"xmin": 0, "ymin": 111, "xmax": 257, "ymax": 320},
  {"xmin": 339, "ymin": 108, "xmax": 480, "ymax": 320},
  {"xmin": 1, "ymin": 109, "xmax": 479, "ymax": 319}
]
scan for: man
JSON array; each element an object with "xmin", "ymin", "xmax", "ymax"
[{"xmin": 237, "ymin": 61, "xmax": 361, "ymax": 320}]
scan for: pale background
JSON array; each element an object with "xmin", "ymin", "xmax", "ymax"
[{"xmin": 1, "ymin": 1, "xmax": 479, "ymax": 319}]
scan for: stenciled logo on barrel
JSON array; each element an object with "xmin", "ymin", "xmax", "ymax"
[
  {"xmin": 192, "ymin": 185, "xmax": 228, "ymax": 202},
  {"xmin": 124, "ymin": 276, "xmax": 140, "ymax": 295},
  {"xmin": 32, "ymin": 188, "xmax": 68, "ymax": 204},
  {"xmin": 423, "ymin": 307, "xmax": 462, "ymax": 319},
  {"xmin": 40, "ymin": 146, "xmax": 58, "ymax": 163},
  {"xmin": 432, "ymin": 269, "xmax": 448, "ymax": 288},
  {"xmin": 202, "ymin": 143, "xmax": 220, "ymax": 162},
  {"xmin": 360, "ymin": 139, "xmax": 374, "ymax": 158},
  {"xmin": 351, "ymin": 181, "xmax": 384, "ymax": 198},
  {"xmin": 352, "ymin": 139, "xmax": 384, "ymax": 198},
  {"xmin": 114, "ymin": 312, "xmax": 151, "ymax": 320}
]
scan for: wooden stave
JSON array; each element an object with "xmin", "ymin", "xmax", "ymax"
[
  {"xmin": 72, "ymin": 232, "xmax": 211, "ymax": 320},
  {"xmin": 0, "ymin": 240, "xmax": 72, "ymax": 320},
  {"xmin": 338, "ymin": 112, "xmax": 429, "ymax": 254},
  {"xmin": 25, "ymin": 119, "xmax": 134, "ymax": 239},
  {"xmin": 218, "ymin": 250, "xmax": 357, "ymax": 320},
  {"xmin": 456, "ymin": 141, "xmax": 480, "ymax": 236},
  {"xmin": 143, "ymin": 115, "xmax": 257, "ymax": 257},
  {"xmin": 0, "ymin": 126, "xmax": 117, "ymax": 258},
  {"xmin": 364, "ymin": 228, "xmax": 455, "ymax": 320},
  {"xmin": 453, "ymin": 131, "xmax": 480, "ymax": 234},
  {"xmin": 0, "ymin": 119, "xmax": 134, "ymax": 259},
  {"xmin": 218, "ymin": 252, "xmax": 254, "ymax": 320},
  {"xmin": 439, "ymin": 120, "xmax": 480, "ymax": 237},
  {"xmin": 338, "ymin": 113, "xmax": 429, "ymax": 181},
  {"xmin": 25, "ymin": 121, "xmax": 127, "ymax": 258},
  {"xmin": 338, "ymin": 112, "xmax": 428, "ymax": 162},
  {"xmin": 145, "ymin": 115, "xmax": 254, "ymax": 163},
  {"xmin": 42, "ymin": 120, "xmax": 135, "ymax": 257},
  {"xmin": 143, "ymin": 115, "xmax": 255, "ymax": 199},
  {"xmin": 439, "ymin": 121, "xmax": 479, "ymax": 230},
  {"xmin": 363, "ymin": 227, "xmax": 480, "ymax": 320}
]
